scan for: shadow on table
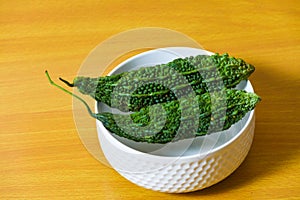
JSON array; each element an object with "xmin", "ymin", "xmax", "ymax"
[{"xmin": 170, "ymin": 62, "xmax": 299, "ymax": 196}]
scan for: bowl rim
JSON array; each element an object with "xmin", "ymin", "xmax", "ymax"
[{"xmin": 96, "ymin": 47, "xmax": 255, "ymax": 160}]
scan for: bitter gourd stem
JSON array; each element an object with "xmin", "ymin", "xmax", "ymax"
[
  {"xmin": 59, "ymin": 77, "xmax": 74, "ymax": 87},
  {"xmin": 45, "ymin": 71, "xmax": 96, "ymax": 119}
]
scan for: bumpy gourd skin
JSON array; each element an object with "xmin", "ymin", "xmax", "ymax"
[
  {"xmin": 95, "ymin": 89, "xmax": 261, "ymax": 144},
  {"xmin": 71, "ymin": 53, "xmax": 255, "ymax": 111}
]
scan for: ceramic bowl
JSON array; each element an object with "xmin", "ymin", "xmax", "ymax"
[{"xmin": 96, "ymin": 47, "xmax": 256, "ymax": 193}]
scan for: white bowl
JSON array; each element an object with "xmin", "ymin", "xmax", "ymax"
[{"xmin": 96, "ymin": 47, "xmax": 256, "ymax": 193}]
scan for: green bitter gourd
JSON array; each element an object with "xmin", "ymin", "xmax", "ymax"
[
  {"xmin": 97, "ymin": 89, "xmax": 260, "ymax": 143},
  {"xmin": 46, "ymin": 71, "xmax": 261, "ymax": 144},
  {"xmin": 60, "ymin": 53, "xmax": 255, "ymax": 111}
]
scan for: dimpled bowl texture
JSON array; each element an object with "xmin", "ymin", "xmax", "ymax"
[{"xmin": 96, "ymin": 47, "xmax": 256, "ymax": 193}]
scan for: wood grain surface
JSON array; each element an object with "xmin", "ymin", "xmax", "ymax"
[{"xmin": 1, "ymin": 1, "xmax": 299, "ymax": 199}]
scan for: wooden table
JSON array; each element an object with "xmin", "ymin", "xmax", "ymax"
[{"xmin": 1, "ymin": 1, "xmax": 299, "ymax": 199}]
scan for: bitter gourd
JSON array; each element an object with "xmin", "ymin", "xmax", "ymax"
[
  {"xmin": 46, "ymin": 71, "xmax": 260, "ymax": 144},
  {"xmin": 97, "ymin": 89, "xmax": 260, "ymax": 143},
  {"xmin": 60, "ymin": 53, "xmax": 255, "ymax": 111}
]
